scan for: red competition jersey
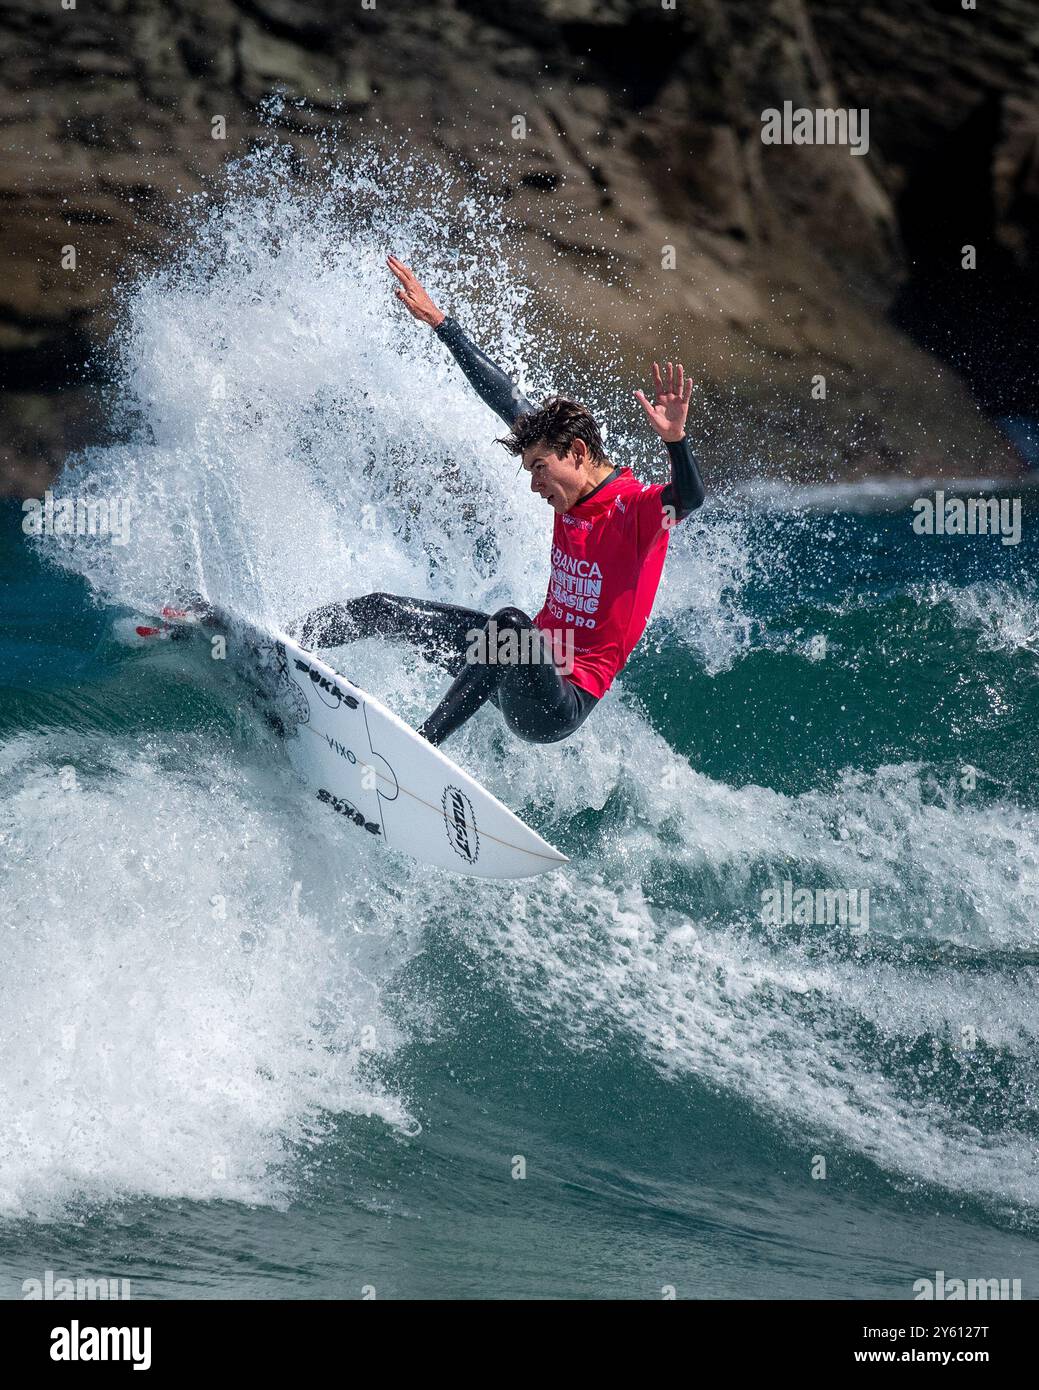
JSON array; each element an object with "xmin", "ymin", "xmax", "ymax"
[{"xmin": 533, "ymin": 467, "xmax": 677, "ymax": 698}]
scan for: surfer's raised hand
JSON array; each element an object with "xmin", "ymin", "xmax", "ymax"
[
  {"xmin": 387, "ymin": 255, "xmax": 446, "ymax": 328},
  {"xmin": 634, "ymin": 361, "xmax": 693, "ymax": 443}
]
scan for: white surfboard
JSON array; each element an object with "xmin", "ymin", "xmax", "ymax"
[{"xmin": 207, "ymin": 607, "xmax": 568, "ymax": 880}]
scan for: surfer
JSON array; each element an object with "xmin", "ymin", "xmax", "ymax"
[{"xmin": 299, "ymin": 255, "xmax": 705, "ymax": 746}]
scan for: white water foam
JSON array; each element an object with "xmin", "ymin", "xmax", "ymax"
[
  {"xmin": 10, "ymin": 139, "xmax": 1037, "ymax": 1225},
  {"xmin": 443, "ymin": 715, "xmax": 1039, "ymax": 1217},
  {"xmin": 920, "ymin": 579, "xmax": 1039, "ymax": 658},
  {"xmin": 734, "ymin": 475, "xmax": 1038, "ymax": 514},
  {"xmin": 0, "ymin": 729, "xmax": 417, "ymax": 1220}
]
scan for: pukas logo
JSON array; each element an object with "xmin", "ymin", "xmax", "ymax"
[
  {"xmin": 270, "ymin": 640, "xmax": 309, "ymax": 725},
  {"xmin": 293, "ymin": 658, "xmax": 360, "ymax": 710},
  {"xmin": 443, "ymin": 785, "xmax": 479, "ymax": 864},
  {"xmin": 23, "ymin": 1271, "xmax": 131, "ymax": 1300},
  {"xmin": 913, "ymin": 1270, "xmax": 1021, "ymax": 1300},
  {"xmin": 317, "ymin": 787, "xmax": 381, "ymax": 836}
]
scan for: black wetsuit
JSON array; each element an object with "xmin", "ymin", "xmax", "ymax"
[{"xmin": 300, "ymin": 316, "xmax": 705, "ymax": 746}]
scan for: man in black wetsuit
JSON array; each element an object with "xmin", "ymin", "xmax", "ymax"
[{"xmin": 299, "ymin": 255, "xmax": 705, "ymax": 747}]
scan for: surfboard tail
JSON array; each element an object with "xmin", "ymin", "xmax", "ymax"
[{"xmin": 203, "ymin": 606, "xmax": 570, "ymax": 880}]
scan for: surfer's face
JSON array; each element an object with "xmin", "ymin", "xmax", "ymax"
[{"xmin": 522, "ymin": 439, "xmax": 593, "ymax": 514}]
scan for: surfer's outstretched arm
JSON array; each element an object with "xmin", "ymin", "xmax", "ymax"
[
  {"xmin": 387, "ymin": 255, "xmax": 534, "ymax": 425},
  {"xmin": 635, "ymin": 361, "xmax": 705, "ymax": 520},
  {"xmin": 433, "ymin": 317, "xmax": 535, "ymax": 426}
]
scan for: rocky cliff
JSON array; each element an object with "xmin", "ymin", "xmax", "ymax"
[{"xmin": 2, "ymin": 0, "xmax": 1037, "ymax": 493}]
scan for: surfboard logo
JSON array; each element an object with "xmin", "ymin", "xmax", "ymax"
[
  {"xmin": 442, "ymin": 785, "xmax": 480, "ymax": 865},
  {"xmin": 317, "ymin": 787, "xmax": 381, "ymax": 836},
  {"xmin": 292, "ymin": 657, "xmax": 360, "ymax": 712}
]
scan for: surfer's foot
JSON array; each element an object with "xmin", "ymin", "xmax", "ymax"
[
  {"xmin": 156, "ymin": 601, "xmax": 210, "ymax": 635},
  {"xmin": 113, "ymin": 594, "xmax": 214, "ymax": 646},
  {"xmin": 113, "ymin": 609, "xmax": 195, "ymax": 645},
  {"xmin": 114, "ymin": 618, "xmax": 179, "ymax": 645}
]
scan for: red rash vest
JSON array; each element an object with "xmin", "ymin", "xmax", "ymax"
[{"xmin": 533, "ymin": 468, "xmax": 675, "ymax": 698}]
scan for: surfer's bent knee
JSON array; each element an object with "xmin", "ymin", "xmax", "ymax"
[{"xmin": 489, "ymin": 605, "xmax": 532, "ymax": 634}]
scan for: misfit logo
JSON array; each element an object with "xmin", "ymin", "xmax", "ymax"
[
  {"xmin": 914, "ymin": 1270, "xmax": 1021, "ymax": 1300},
  {"xmin": 443, "ymin": 785, "xmax": 479, "ymax": 865}
]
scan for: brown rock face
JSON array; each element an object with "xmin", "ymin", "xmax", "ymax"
[{"xmin": 2, "ymin": 0, "xmax": 1037, "ymax": 493}]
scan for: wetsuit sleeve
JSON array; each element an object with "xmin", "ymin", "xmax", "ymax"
[
  {"xmin": 659, "ymin": 436, "xmax": 706, "ymax": 522},
  {"xmin": 434, "ymin": 316, "xmax": 535, "ymax": 426},
  {"xmin": 632, "ymin": 483, "xmax": 673, "ymax": 558}
]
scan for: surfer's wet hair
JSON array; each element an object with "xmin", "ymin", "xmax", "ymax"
[{"xmin": 497, "ymin": 396, "xmax": 608, "ymax": 464}]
